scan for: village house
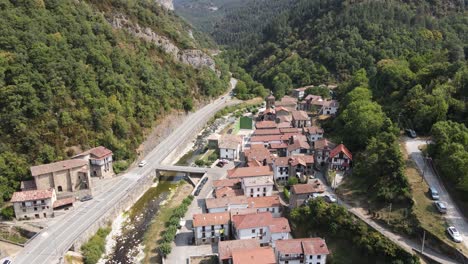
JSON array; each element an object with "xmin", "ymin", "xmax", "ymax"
[
  {"xmin": 313, "ymin": 138, "xmax": 336, "ymax": 166},
  {"xmin": 276, "ymin": 96, "xmax": 298, "ymax": 112},
  {"xmin": 275, "ymin": 238, "xmax": 330, "ymax": 264},
  {"xmin": 259, "ymin": 108, "xmax": 276, "ymax": 121},
  {"xmin": 242, "ymin": 145, "xmax": 273, "ymax": 167},
  {"xmin": 292, "ymin": 86, "xmax": 312, "ymax": 99},
  {"xmin": 255, "ymin": 120, "xmax": 278, "ymax": 130},
  {"xmin": 289, "ymin": 181, "xmax": 326, "ymax": 208},
  {"xmin": 231, "ymin": 211, "xmax": 290, "ymax": 246},
  {"xmin": 73, "ymin": 146, "xmax": 114, "ymax": 178},
  {"xmin": 193, "ymin": 212, "xmax": 230, "ymax": 245},
  {"xmin": 232, "ymin": 247, "xmax": 277, "ymax": 264},
  {"xmin": 291, "ymin": 110, "xmax": 311, "ymax": 128},
  {"xmin": 299, "ymin": 94, "xmax": 325, "ymax": 112},
  {"xmin": 206, "ymin": 195, "xmax": 282, "ymax": 217},
  {"xmin": 30, "ymin": 159, "xmax": 92, "ymax": 197},
  {"xmin": 329, "ymin": 144, "xmax": 353, "ymax": 171},
  {"xmin": 252, "ymin": 128, "xmax": 281, "ymax": 137},
  {"xmin": 228, "ymin": 166, "xmax": 274, "ymax": 197},
  {"xmin": 320, "ymin": 100, "xmax": 339, "ymax": 115},
  {"xmin": 213, "ymin": 179, "xmax": 242, "ymax": 199},
  {"xmin": 11, "ymin": 189, "xmax": 56, "ymax": 220},
  {"xmin": 275, "ymin": 106, "xmax": 290, "ymax": 119},
  {"xmin": 271, "ymin": 155, "xmax": 315, "ymax": 183},
  {"xmin": 303, "ymin": 126, "xmax": 324, "ymax": 142},
  {"xmin": 287, "ymin": 135, "xmax": 311, "ymax": 156},
  {"xmin": 219, "ymin": 135, "xmax": 243, "ymax": 160},
  {"xmin": 218, "ymin": 239, "xmax": 260, "ymax": 264}
]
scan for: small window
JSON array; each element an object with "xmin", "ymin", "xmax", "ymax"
[
  {"xmin": 41, "ymin": 200, "xmax": 45, "ymax": 204},
  {"xmin": 22, "ymin": 209, "xmax": 26, "ymax": 212},
  {"xmin": 34, "ymin": 207, "xmax": 37, "ymax": 211},
  {"xmin": 318, "ymin": 255, "xmax": 321, "ymax": 259},
  {"xmin": 252, "ymin": 229, "xmax": 255, "ymax": 233}
]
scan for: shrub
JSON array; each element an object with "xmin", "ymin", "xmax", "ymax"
[
  {"xmin": 113, "ymin": 160, "xmax": 129, "ymax": 174},
  {"xmin": 283, "ymin": 188, "xmax": 290, "ymax": 201},
  {"xmin": 1, "ymin": 206, "xmax": 14, "ymax": 220},
  {"xmin": 208, "ymin": 151, "xmax": 218, "ymax": 162},
  {"xmin": 81, "ymin": 227, "xmax": 111, "ymax": 264},
  {"xmin": 195, "ymin": 159, "xmax": 205, "ymax": 167},
  {"xmin": 159, "ymin": 242, "xmax": 172, "ymax": 256}
]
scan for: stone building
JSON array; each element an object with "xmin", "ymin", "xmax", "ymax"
[
  {"xmin": 73, "ymin": 146, "xmax": 114, "ymax": 178},
  {"xmin": 11, "ymin": 189, "xmax": 56, "ymax": 220}
]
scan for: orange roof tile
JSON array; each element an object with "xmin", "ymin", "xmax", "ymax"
[
  {"xmin": 31, "ymin": 159, "xmax": 88, "ymax": 177},
  {"xmin": 329, "ymin": 144, "xmax": 352, "ymax": 160},
  {"xmin": 276, "ymin": 238, "xmax": 330, "ymax": 255},
  {"xmin": 192, "ymin": 212, "xmax": 230, "ymax": 227},
  {"xmin": 232, "ymin": 247, "xmax": 276, "ymax": 264},
  {"xmin": 291, "ymin": 181, "xmax": 325, "ymax": 194},
  {"xmin": 255, "ymin": 121, "xmax": 277, "ymax": 129},
  {"xmin": 227, "ymin": 166, "xmax": 273, "ymax": 179},
  {"xmin": 213, "ymin": 179, "xmax": 241, "ymax": 188},
  {"xmin": 218, "ymin": 239, "xmax": 259, "ymax": 260},
  {"xmin": 11, "ymin": 189, "xmax": 54, "ymax": 203}
]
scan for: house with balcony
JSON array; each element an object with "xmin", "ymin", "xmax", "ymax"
[
  {"xmin": 11, "ymin": 189, "xmax": 56, "ymax": 220},
  {"xmin": 275, "ymin": 238, "xmax": 330, "ymax": 264},
  {"xmin": 291, "ymin": 110, "xmax": 311, "ymax": 128},
  {"xmin": 272, "ymin": 155, "xmax": 315, "ymax": 183},
  {"xmin": 303, "ymin": 126, "xmax": 324, "ymax": 143},
  {"xmin": 228, "ymin": 166, "xmax": 274, "ymax": 197},
  {"xmin": 231, "ymin": 212, "xmax": 290, "ymax": 247},
  {"xmin": 313, "ymin": 139, "xmax": 336, "ymax": 166},
  {"xmin": 329, "ymin": 144, "xmax": 352, "ymax": 171},
  {"xmin": 193, "ymin": 212, "xmax": 230, "ymax": 245},
  {"xmin": 206, "ymin": 195, "xmax": 282, "ymax": 218},
  {"xmin": 73, "ymin": 146, "xmax": 114, "ymax": 178}
]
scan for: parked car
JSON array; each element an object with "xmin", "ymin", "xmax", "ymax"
[
  {"xmin": 434, "ymin": 201, "xmax": 447, "ymax": 214},
  {"xmin": 80, "ymin": 195, "xmax": 93, "ymax": 202},
  {"xmin": 138, "ymin": 160, "xmax": 148, "ymax": 167},
  {"xmin": 219, "ymin": 159, "xmax": 229, "ymax": 164},
  {"xmin": 216, "ymin": 162, "xmax": 225, "ymax": 168},
  {"xmin": 447, "ymin": 226, "xmax": 463, "ymax": 243},
  {"xmin": 429, "ymin": 187, "xmax": 440, "ymax": 200},
  {"xmin": 194, "ymin": 188, "xmax": 201, "ymax": 196},
  {"xmin": 202, "ymin": 177, "xmax": 208, "ymax": 184},
  {"xmin": 1, "ymin": 258, "xmax": 12, "ymax": 264},
  {"xmin": 405, "ymin": 129, "xmax": 417, "ymax": 138},
  {"xmin": 324, "ymin": 194, "xmax": 337, "ymax": 203}
]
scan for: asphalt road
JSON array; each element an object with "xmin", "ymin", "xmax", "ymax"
[
  {"xmin": 405, "ymin": 138, "xmax": 468, "ymax": 250},
  {"xmin": 13, "ymin": 78, "xmax": 238, "ymax": 264}
]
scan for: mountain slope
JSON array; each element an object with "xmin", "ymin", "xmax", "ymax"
[{"xmin": 0, "ymin": 0, "xmax": 229, "ymax": 202}]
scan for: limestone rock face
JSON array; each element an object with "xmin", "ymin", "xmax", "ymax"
[
  {"xmin": 111, "ymin": 15, "xmax": 216, "ymax": 71},
  {"xmin": 155, "ymin": 0, "xmax": 174, "ymax": 10}
]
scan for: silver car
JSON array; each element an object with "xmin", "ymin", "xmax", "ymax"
[{"xmin": 434, "ymin": 201, "xmax": 447, "ymax": 214}]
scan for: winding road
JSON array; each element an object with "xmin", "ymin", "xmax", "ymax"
[{"xmin": 13, "ymin": 78, "xmax": 238, "ymax": 264}]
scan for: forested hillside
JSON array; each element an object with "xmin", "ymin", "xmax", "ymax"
[{"xmin": 0, "ymin": 0, "xmax": 229, "ymax": 203}]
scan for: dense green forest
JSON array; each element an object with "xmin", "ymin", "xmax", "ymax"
[
  {"xmin": 0, "ymin": 0, "xmax": 229, "ymax": 203},
  {"xmin": 290, "ymin": 199, "xmax": 420, "ymax": 263},
  {"xmin": 179, "ymin": 0, "xmax": 468, "ymax": 200}
]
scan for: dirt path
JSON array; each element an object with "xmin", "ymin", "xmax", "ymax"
[{"xmin": 142, "ymin": 182, "xmax": 194, "ymax": 263}]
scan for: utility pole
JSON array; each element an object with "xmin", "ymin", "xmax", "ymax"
[{"xmin": 421, "ymin": 230, "xmax": 426, "ymax": 253}]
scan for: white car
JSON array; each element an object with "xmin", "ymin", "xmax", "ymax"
[
  {"xmin": 324, "ymin": 194, "xmax": 337, "ymax": 203},
  {"xmin": 138, "ymin": 160, "xmax": 148, "ymax": 167},
  {"xmin": 447, "ymin": 226, "xmax": 463, "ymax": 243}
]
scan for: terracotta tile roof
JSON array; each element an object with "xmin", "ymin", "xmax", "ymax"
[
  {"xmin": 314, "ymin": 138, "xmax": 335, "ymax": 150},
  {"xmin": 277, "ymin": 122, "xmax": 293, "ymax": 128},
  {"xmin": 205, "ymin": 196, "xmax": 248, "ymax": 209},
  {"xmin": 269, "ymin": 143, "xmax": 288, "ymax": 149},
  {"xmin": 255, "ymin": 121, "xmax": 277, "ymax": 129},
  {"xmin": 273, "ymin": 155, "xmax": 314, "ymax": 167},
  {"xmin": 304, "ymin": 94, "xmax": 323, "ymax": 102},
  {"xmin": 287, "ymin": 135, "xmax": 310, "ymax": 151},
  {"xmin": 243, "ymin": 176, "xmax": 274, "ymax": 187},
  {"xmin": 272, "ymin": 156, "xmax": 290, "ymax": 166},
  {"xmin": 250, "ymin": 135, "xmax": 283, "ymax": 143},
  {"xmin": 275, "ymin": 106, "xmax": 289, "ymax": 112},
  {"xmin": 252, "ymin": 129, "xmax": 281, "ymax": 136},
  {"xmin": 227, "ymin": 166, "xmax": 273, "ymax": 179},
  {"xmin": 219, "ymin": 135, "xmax": 243, "ymax": 150},
  {"xmin": 323, "ymin": 99, "xmax": 339, "ymax": 108},
  {"xmin": 276, "ymin": 238, "xmax": 329, "ymax": 255},
  {"xmin": 291, "ymin": 181, "xmax": 325, "ymax": 194},
  {"xmin": 213, "ymin": 179, "xmax": 240, "ymax": 188},
  {"xmin": 31, "ymin": 159, "xmax": 88, "ymax": 177},
  {"xmin": 11, "ymin": 189, "xmax": 54, "ymax": 203},
  {"xmin": 232, "ymin": 212, "xmax": 290, "ymax": 233},
  {"xmin": 53, "ymin": 197, "xmax": 75, "ymax": 208},
  {"xmin": 277, "ymin": 96, "xmax": 297, "ymax": 105},
  {"xmin": 280, "ymin": 128, "xmax": 301, "ymax": 134},
  {"xmin": 263, "ymin": 108, "xmax": 275, "ymax": 114},
  {"xmin": 192, "ymin": 212, "xmax": 230, "ymax": 227},
  {"xmin": 295, "ymin": 155, "xmax": 314, "ymax": 164},
  {"xmin": 247, "ymin": 160, "xmax": 263, "ymax": 167},
  {"xmin": 247, "ymin": 195, "xmax": 281, "ymax": 208},
  {"xmin": 329, "ymin": 144, "xmax": 353, "ymax": 160},
  {"xmin": 277, "ymin": 115, "xmax": 292, "ymax": 123},
  {"xmin": 215, "ymin": 187, "xmax": 244, "ymax": 198},
  {"xmin": 243, "ymin": 147, "xmax": 272, "ymax": 164},
  {"xmin": 291, "ymin": 110, "xmax": 309, "ymax": 121},
  {"xmin": 303, "ymin": 126, "xmax": 324, "ymax": 134},
  {"xmin": 218, "ymin": 239, "xmax": 259, "ymax": 260},
  {"xmin": 232, "ymin": 247, "xmax": 276, "ymax": 264}
]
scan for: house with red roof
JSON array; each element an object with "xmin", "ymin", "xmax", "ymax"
[
  {"xmin": 232, "ymin": 247, "xmax": 276, "ymax": 264},
  {"xmin": 11, "ymin": 189, "xmax": 56, "ymax": 220},
  {"xmin": 231, "ymin": 212, "xmax": 290, "ymax": 247},
  {"xmin": 291, "ymin": 110, "xmax": 311, "ymax": 128},
  {"xmin": 228, "ymin": 166, "xmax": 274, "ymax": 197},
  {"xmin": 193, "ymin": 212, "xmax": 230, "ymax": 245},
  {"xmin": 275, "ymin": 237, "xmax": 330, "ymax": 264},
  {"xmin": 73, "ymin": 146, "xmax": 114, "ymax": 178},
  {"xmin": 271, "ymin": 155, "xmax": 315, "ymax": 183},
  {"xmin": 218, "ymin": 239, "xmax": 260, "ymax": 264},
  {"xmin": 329, "ymin": 144, "xmax": 352, "ymax": 171},
  {"xmin": 289, "ymin": 180, "xmax": 325, "ymax": 208}
]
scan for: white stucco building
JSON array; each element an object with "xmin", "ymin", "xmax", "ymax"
[
  {"xmin": 275, "ymin": 238, "xmax": 330, "ymax": 264},
  {"xmin": 206, "ymin": 195, "xmax": 282, "ymax": 218},
  {"xmin": 193, "ymin": 212, "xmax": 230, "ymax": 245}
]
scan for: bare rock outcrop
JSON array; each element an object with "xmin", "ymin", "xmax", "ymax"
[
  {"xmin": 155, "ymin": 0, "xmax": 174, "ymax": 10},
  {"xmin": 111, "ymin": 15, "xmax": 216, "ymax": 71}
]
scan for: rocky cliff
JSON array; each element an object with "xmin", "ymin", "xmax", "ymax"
[
  {"xmin": 155, "ymin": 0, "xmax": 174, "ymax": 11},
  {"xmin": 111, "ymin": 15, "xmax": 215, "ymax": 71}
]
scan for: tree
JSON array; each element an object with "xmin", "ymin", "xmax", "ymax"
[{"xmin": 272, "ymin": 73, "xmax": 292, "ymax": 98}]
